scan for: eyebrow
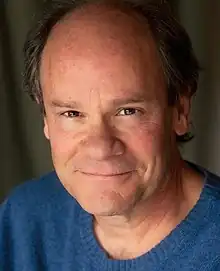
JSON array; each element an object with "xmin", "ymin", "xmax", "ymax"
[
  {"xmin": 50, "ymin": 95, "xmax": 149, "ymax": 109},
  {"xmin": 50, "ymin": 100, "xmax": 81, "ymax": 109},
  {"xmin": 111, "ymin": 96, "xmax": 147, "ymax": 107}
]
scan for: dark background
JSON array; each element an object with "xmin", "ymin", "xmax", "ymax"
[{"xmin": 0, "ymin": 0, "xmax": 220, "ymax": 202}]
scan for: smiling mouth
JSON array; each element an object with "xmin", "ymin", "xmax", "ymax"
[{"xmin": 80, "ymin": 171, "xmax": 133, "ymax": 177}]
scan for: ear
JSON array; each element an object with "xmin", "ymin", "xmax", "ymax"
[
  {"xmin": 173, "ymin": 95, "xmax": 192, "ymax": 136},
  {"xmin": 44, "ymin": 117, "xmax": 50, "ymax": 140}
]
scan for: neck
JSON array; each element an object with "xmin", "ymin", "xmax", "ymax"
[{"xmin": 93, "ymin": 161, "xmax": 203, "ymax": 260}]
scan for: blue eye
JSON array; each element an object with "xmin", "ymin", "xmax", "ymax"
[
  {"xmin": 117, "ymin": 108, "xmax": 139, "ymax": 116},
  {"xmin": 62, "ymin": 111, "xmax": 81, "ymax": 118}
]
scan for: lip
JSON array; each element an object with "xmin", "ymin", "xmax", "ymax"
[{"xmin": 80, "ymin": 171, "xmax": 133, "ymax": 177}]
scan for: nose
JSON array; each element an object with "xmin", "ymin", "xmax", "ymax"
[{"xmin": 82, "ymin": 120, "xmax": 125, "ymax": 161}]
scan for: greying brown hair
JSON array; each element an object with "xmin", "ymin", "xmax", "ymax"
[{"xmin": 23, "ymin": 0, "xmax": 200, "ymax": 142}]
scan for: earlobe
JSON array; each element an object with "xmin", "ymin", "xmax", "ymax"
[
  {"xmin": 173, "ymin": 95, "xmax": 191, "ymax": 136},
  {"xmin": 174, "ymin": 113, "xmax": 188, "ymax": 136},
  {"xmin": 44, "ymin": 117, "xmax": 50, "ymax": 140}
]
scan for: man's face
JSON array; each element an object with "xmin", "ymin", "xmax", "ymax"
[{"xmin": 40, "ymin": 7, "xmax": 186, "ymax": 216}]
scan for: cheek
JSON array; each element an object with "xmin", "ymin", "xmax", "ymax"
[
  {"xmin": 128, "ymin": 122, "xmax": 167, "ymax": 158},
  {"xmin": 47, "ymin": 122, "xmax": 79, "ymax": 161},
  {"xmin": 128, "ymin": 124, "xmax": 171, "ymax": 192}
]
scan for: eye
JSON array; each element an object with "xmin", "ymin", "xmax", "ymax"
[
  {"xmin": 61, "ymin": 110, "xmax": 81, "ymax": 118},
  {"xmin": 117, "ymin": 108, "xmax": 140, "ymax": 116}
]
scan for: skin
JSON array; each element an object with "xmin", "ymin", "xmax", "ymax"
[{"xmin": 40, "ymin": 3, "xmax": 203, "ymax": 259}]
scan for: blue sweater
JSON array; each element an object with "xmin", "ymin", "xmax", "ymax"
[{"xmin": 1, "ymin": 164, "xmax": 220, "ymax": 270}]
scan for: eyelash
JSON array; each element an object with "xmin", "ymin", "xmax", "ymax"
[
  {"xmin": 60, "ymin": 108, "xmax": 142, "ymax": 119},
  {"xmin": 61, "ymin": 111, "xmax": 82, "ymax": 118},
  {"xmin": 117, "ymin": 108, "xmax": 142, "ymax": 116}
]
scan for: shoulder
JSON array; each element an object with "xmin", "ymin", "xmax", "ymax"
[
  {"xmin": 10, "ymin": 171, "xmax": 62, "ymax": 195},
  {"xmin": 0, "ymin": 173, "xmax": 83, "ymax": 269},
  {"xmin": 189, "ymin": 161, "xmax": 220, "ymax": 197},
  {"xmin": 201, "ymin": 165, "xmax": 220, "ymax": 204},
  {"xmin": 0, "ymin": 171, "xmax": 80, "ymax": 221},
  {"xmin": 198, "ymin": 164, "xmax": 220, "ymax": 217},
  {"xmin": 2, "ymin": 172, "xmax": 63, "ymax": 206},
  {"xmin": 204, "ymin": 169, "xmax": 220, "ymax": 195},
  {"xmin": 195, "ymin": 165, "xmax": 220, "ymax": 246},
  {"xmin": 186, "ymin": 162, "xmax": 220, "ymax": 234}
]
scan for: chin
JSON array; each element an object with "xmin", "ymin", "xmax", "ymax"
[
  {"xmin": 81, "ymin": 204, "xmax": 127, "ymax": 217},
  {"xmin": 59, "ymin": 170, "xmax": 146, "ymax": 215},
  {"xmin": 75, "ymin": 188, "xmax": 141, "ymax": 217}
]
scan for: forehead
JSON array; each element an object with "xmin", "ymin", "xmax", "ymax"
[{"xmin": 40, "ymin": 3, "xmax": 166, "ymax": 102}]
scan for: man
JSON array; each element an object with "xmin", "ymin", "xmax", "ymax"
[{"xmin": 1, "ymin": 0, "xmax": 220, "ymax": 270}]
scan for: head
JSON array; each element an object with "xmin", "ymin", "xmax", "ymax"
[{"xmin": 23, "ymin": 0, "xmax": 200, "ymax": 216}]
